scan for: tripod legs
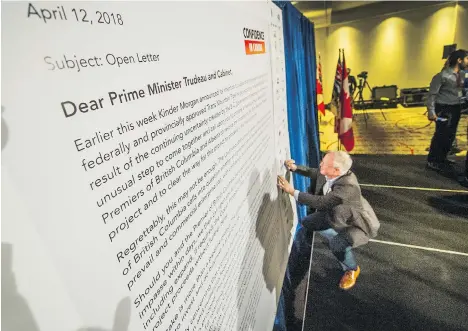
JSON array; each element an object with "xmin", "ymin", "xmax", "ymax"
[
  {"xmin": 365, "ymin": 81, "xmax": 387, "ymax": 121},
  {"xmin": 354, "ymin": 82, "xmax": 369, "ymax": 128},
  {"xmin": 380, "ymin": 108, "xmax": 387, "ymax": 121},
  {"xmin": 353, "ymin": 79, "xmax": 390, "ymax": 128}
]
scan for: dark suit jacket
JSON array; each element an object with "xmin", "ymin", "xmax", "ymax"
[{"xmin": 295, "ymin": 165, "xmax": 380, "ymax": 247}]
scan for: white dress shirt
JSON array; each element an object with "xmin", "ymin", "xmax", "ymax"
[{"xmin": 293, "ymin": 175, "xmax": 342, "ymax": 200}]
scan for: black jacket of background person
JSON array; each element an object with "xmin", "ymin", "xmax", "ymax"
[{"xmin": 296, "ymin": 165, "xmax": 380, "ymax": 247}]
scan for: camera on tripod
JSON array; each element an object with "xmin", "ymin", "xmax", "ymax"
[
  {"xmin": 357, "ymin": 71, "xmax": 368, "ymax": 79},
  {"xmin": 353, "ymin": 71, "xmax": 372, "ymax": 110}
]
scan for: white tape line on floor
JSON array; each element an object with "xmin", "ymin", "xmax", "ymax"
[
  {"xmin": 361, "ymin": 183, "xmax": 468, "ymax": 194},
  {"xmin": 370, "ymin": 239, "xmax": 468, "ymax": 257}
]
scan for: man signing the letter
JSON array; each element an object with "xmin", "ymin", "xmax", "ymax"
[{"xmin": 277, "ymin": 151, "xmax": 379, "ymax": 291}]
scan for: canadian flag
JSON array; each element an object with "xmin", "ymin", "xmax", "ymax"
[
  {"xmin": 316, "ymin": 54, "xmax": 325, "ymax": 115},
  {"xmin": 338, "ymin": 49, "xmax": 354, "ymax": 151}
]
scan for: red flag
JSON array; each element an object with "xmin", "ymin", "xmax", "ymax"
[
  {"xmin": 316, "ymin": 54, "xmax": 325, "ymax": 115},
  {"xmin": 330, "ymin": 51, "xmax": 342, "ymax": 133},
  {"xmin": 339, "ymin": 49, "xmax": 355, "ymax": 151}
]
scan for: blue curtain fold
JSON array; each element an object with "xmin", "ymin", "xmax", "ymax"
[
  {"xmin": 275, "ymin": 1, "xmax": 320, "ymax": 221},
  {"xmin": 272, "ymin": 2, "xmax": 320, "ymax": 331}
]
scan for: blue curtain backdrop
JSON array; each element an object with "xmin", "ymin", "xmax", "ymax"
[
  {"xmin": 272, "ymin": 2, "xmax": 320, "ymax": 330},
  {"xmin": 276, "ymin": 1, "xmax": 320, "ymax": 220}
]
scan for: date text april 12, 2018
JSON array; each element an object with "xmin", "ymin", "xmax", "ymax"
[{"xmin": 27, "ymin": 2, "xmax": 124, "ymax": 26}]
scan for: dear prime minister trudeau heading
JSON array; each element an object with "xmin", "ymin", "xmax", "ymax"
[{"xmin": 44, "ymin": 52, "xmax": 160, "ymax": 72}]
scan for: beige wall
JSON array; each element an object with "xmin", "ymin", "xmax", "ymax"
[
  {"xmin": 315, "ymin": 2, "xmax": 468, "ymax": 103},
  {"xmin": 454, "ymin": 2, "xmax": 468, "ymax": 50}
]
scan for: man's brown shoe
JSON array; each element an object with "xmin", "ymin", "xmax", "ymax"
[{"xmin": 339, "ymin": 266, "xmax": 360, "ymax": 290}]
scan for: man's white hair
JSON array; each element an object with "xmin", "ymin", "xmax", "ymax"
[{"xmin": 330, "ymin": 151, "xmax": 353, "ymax": 175}]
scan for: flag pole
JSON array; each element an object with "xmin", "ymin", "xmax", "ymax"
[
  {"xmin": 338, "ymin": 47, "xmax": 355, "ymax": 152},
  {"xmin": 337, "ymin": 48, "xmax": 342, "ymax": 151}
]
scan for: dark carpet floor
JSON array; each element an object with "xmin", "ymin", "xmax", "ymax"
[{"xmin": 303, "ymin": 155, "xmax": 468, "ymax": 331}]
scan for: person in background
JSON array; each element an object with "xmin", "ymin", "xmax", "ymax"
[
  {"xmin": 450, "ymin": 139, "xmax": 462, "ymax": 155},
  {"xmin": 450, "ymin": 52, "xmax": 468, "ymax": 155},
  {"xmin": 427, "ymin": 49, "xmax": 468, "ymax": 171},
  {"xmin": 461, "ymin": 71, "xmax": 468, "ymax": 186},
  {"xmin": 277, "ymin": 151, "xmax": 379, "ymax": 293},
  {"xmin": 462, "ymin": 126, "xmax": 468, "ymax": 187},
  {"xmin": 348, "ymin": 68, "xmax": 357, "ymax": 98}
]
